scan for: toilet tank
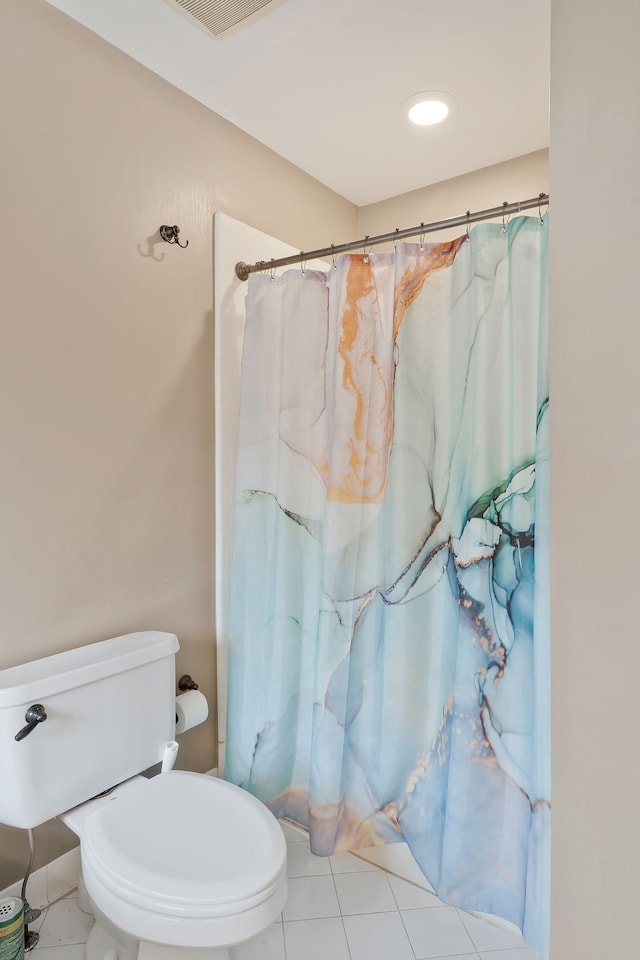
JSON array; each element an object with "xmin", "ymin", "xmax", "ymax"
[{"xmin": 0, "ymin": 632, "xmax": 179, "ymax": 829}]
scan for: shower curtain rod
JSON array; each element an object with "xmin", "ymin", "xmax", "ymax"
[{"xmin": 235, "ymin": 193, "xmax": 549, "ymax": 281}]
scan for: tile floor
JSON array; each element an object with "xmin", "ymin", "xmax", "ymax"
[{"xmin": 26, "ymin": 821, "xmax": 538, "ymax": 960}]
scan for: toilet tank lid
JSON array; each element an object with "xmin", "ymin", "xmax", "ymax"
[{"xmin": 0, "ymin": 632, "xmax": 179, "ymax": 708}]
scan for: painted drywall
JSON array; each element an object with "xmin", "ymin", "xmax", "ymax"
[
  {"xmin": 359, "ymin": 149, "xmax": 549, "ymax": 243},
  {"xmin": 0, "ymin": 0, "xmax": 560, "ymax": 930},
  {"xmin": 550, "ymin": 2, "xmax": 640, "ymax": 957},
  {"xmin": 0, "ymin": 0, "xmax": 357, "ymax": 888}
]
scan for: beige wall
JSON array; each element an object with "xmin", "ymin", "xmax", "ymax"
[
  {"xmin": 0, "ymin": 0, "xmax": 549, "ymax": 896},
  {"xmin": 12, "ymin": 12, "xmax": 618, "ymax": 959},
  {"xmin": 0, "ymin": 0, "xmax": 357, "ymax": 888},
  {"xmin": 359, "ymin": 149, "xmax": 549, "ymax": 244},
  {"xmin": 550, "ymin": 1, "xmax": 640, "ymax": 957}
]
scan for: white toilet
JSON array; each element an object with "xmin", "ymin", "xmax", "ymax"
[{"xmin": 0, "ymin": 632, "xmax": 287, "ymax": 959}]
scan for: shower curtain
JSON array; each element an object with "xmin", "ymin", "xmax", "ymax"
[{"xmin": 227, "ymin": 216, "xmax": 549, "ymax": 955}]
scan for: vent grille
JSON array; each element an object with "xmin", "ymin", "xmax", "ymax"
[{"xmin": 171, "ymin": 0, "xmax": 284, "ymax": 38}]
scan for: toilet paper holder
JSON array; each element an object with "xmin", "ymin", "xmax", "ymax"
[{"xmin": 177, "ymin": 674, "xmax": 198, "ymax": 692}]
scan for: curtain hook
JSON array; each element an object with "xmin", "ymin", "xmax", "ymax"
[
  {"xmin": 394, "ymin": 228, "xmax": 400, "ymax": 253},
  {"xmin": 419, "ymin": 223, "xmax": 425, "ymax": 252},
  {"xmin": 466, "ymin": 211, "xmax": 471, "ymax": 242},
  {"xmin": 363, "ymin": 236, "xmax": 371, "ymax": 263},
  {"xmin": 330, "ymin": 243, "xmax": 338, "ymax": 270},
  {"xmin": 269, "ymin": 259, "xmax": 276, "ymax": 282},
  {"xmin": 300, "ymin": 253, "xmax": 306, "ymax": 276},
  {"xmin": 502, "ymin": 201, "xmax": 510, "ymax": 234},
  {"xmin": 538, "ymin": 192, "xmax": 548, "ymax": 224}
]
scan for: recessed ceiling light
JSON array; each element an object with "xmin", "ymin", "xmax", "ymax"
[{"xmin": 404, "ymin": 91, "xmax": 457, "ymax": 126}]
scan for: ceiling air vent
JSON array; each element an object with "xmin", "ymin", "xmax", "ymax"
[{"xmin": 166, "ymin": 0, "xmax": 288, "ymax": 39}]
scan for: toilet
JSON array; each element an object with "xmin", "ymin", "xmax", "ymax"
[{"xmin": 0, "ymin": 632, "xmax": 287, "ymax": 959}]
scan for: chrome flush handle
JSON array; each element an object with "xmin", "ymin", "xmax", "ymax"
[{"xmin": 15, "ymin": 704, "xmax": 47, "ymax": 741}]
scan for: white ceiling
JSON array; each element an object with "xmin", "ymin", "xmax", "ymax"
[{"xmin": 46, "ymin": 0, "xmax": 550, "ymax": 207}]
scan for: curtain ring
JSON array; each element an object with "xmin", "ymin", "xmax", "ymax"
[
  {"xmin": 538, "ymin": 192, "xmax": 548, "ymax": 224},
  {"xmin": 419, "ymin": 223, "xmax": 425, "ymax": 252},
  {"xmin": 466, "ymin": 211, "xmax": 471, "ymax": 243},
  {"xmin": 269, "ymin": 259, "xmax": 276, "ymax": 282},
  {"xmin": 330, "ymin": 243, "xmax": 338, "ymax": 270},
  {"xmin": 502, "ymin": 201, "xmax": 510, "ymax": 234}
]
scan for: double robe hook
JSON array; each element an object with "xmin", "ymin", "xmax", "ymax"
[{"xmin": 159, "ymin": 224, "xmax": 189, "ymax": 248}]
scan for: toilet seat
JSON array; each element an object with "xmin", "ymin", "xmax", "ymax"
[{"xmin": 80, "ymin": 772, "xmax": 287, "ymax": 947}]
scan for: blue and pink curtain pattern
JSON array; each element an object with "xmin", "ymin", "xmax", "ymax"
[{"xmin": 227, "ymin": 217, "xmax": 549, "ymax": 954}]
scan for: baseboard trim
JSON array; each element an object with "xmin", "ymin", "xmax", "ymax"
[{"xmin": 0, "ymin": 846, "xmax": 80, "ymax": 909}]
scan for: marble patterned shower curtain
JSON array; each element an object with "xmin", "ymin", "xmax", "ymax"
[{"xmin": 227, "ymin": 216, "xmax": 549, "ymax": 955}]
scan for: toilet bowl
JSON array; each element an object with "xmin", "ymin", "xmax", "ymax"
[
  {"xmin": 0, "ymin": 631, "xmax": 287, "ymax": 960},
  {"xmin": 62, "ymin": 772, "xmax": 287, "ymax": 959}
]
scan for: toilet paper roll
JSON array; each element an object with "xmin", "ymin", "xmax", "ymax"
[{"xmin": 175, "ymin": 690, "xmax": 209, "ymax": 734}]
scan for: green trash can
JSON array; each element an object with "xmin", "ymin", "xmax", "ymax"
[{"xmin": 0, "ymin": 899, "xmax": 24, "ymax": 960}]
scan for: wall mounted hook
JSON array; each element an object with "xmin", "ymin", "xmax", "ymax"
[{"xmin": 159, "ymin": 224, "xmax": 189, "ymax": 248}]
